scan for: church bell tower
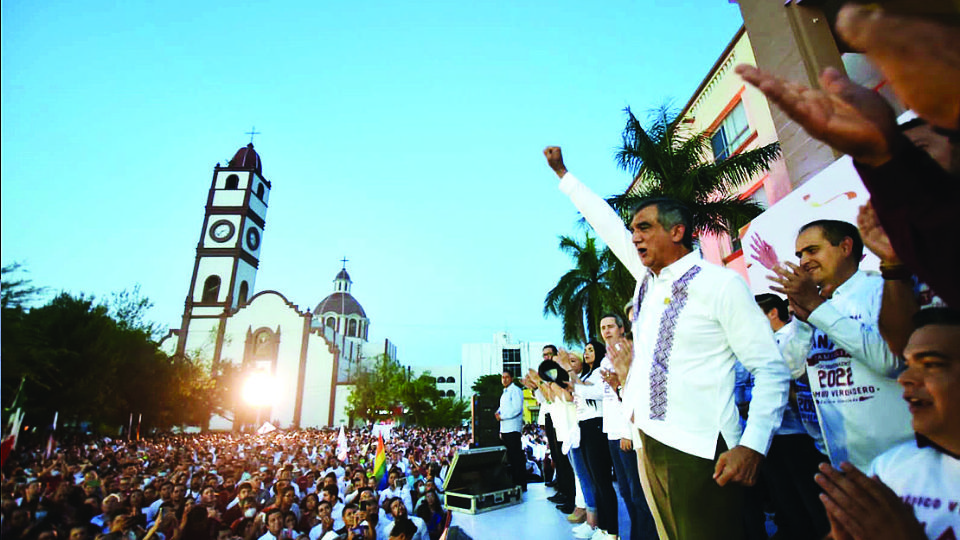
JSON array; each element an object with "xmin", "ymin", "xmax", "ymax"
[{"xmin": 176, "ymin": 143, "xmax": 271, "ymax": 357}]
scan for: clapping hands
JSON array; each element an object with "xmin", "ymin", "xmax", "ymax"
[{"xmin": 606, "ymin": 337, "xmax": 633, "ymax": 384}]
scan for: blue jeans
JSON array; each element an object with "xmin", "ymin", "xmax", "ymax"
[
  {"xmin": 608, "ymin": 438, "xmax": 659, "ymax": 539},
  {"xmin": 569, "ymin": 446, "xmax": 595, "ymax": 511}
]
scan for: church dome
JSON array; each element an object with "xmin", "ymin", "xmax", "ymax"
[
  {"xmin": 335, "ymin": 268, "xmax": 351, "ymax": 281},
  {"xmin": 315, "ymin": 292, "xmax": 367, "ymax": 317},
  {"xmin": 229, "ymin": 143, "xmax": 263, "ymax": 176}
]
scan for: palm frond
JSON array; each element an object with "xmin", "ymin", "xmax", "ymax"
[
  {"xmin": 692, "ymin": 142, "xmax": 781, "ymax": 196},
  {"xmin": 694, "ymin": 197, "xmax": 766, "ymax": 237}
]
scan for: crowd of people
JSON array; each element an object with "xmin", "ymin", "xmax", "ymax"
[
  {"xmin": 4, "ymin": 4, "xmax": 959, "ymax": 540},
  {"xmin": 1, "ymin": 428, "xmax": 470, "ymax": 540},
  {"xmin": 520, "ymin": 5, "xmax": 957, "ymax": 540}
]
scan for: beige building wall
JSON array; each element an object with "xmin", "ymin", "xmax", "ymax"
[
  {"xmin": 735, "ymin": 0, "xmax": 846, "ymax": 188},
  {"xmin": 671, "ymin": 28, "xmax": 792, "ymax": 276}
]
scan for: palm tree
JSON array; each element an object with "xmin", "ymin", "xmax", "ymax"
[
  {"xmin": 544, "ymin": 233, "xmax": 628, "ymax": 346},
  {"xmin": 610, "ymin": 105, "xmax": 781, "ymax": 239}
]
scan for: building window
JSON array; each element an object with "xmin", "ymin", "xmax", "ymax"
[
  {"xmin": 238, "ymin": 281, "xmax": 249, "ymax": 305},
  {"xmin": 502, "ymin": 348, "xmax": 521, "ymax": 378},
  {"xmin": 437, "ymin": 376, "xmax": 447, "ymax": 384},
  {"xmin": 746, "ymin": 184, "xmax": 769, "ymax": 209},
  {"xmin": 348, "ymin": 319, "xmax": 357, "ymax": 337},
  {"xmin": 447, "ymin": 390, "xmax": 456, "ymax": 397},
  {"xmin": 256, "ymin": 183, "xmax": 265, "ymax": 200},
  {"xmin": 447, "ymin": 377, "xmax": 455, "ymax": 384},
  {"xmin": 711, "ymin": 101, "xmax": 750, "ymax": 161},
  {"xmin": 201, "ymin": 276, "xmax": 220, "ymax": 303},
  {"xmin": 326, "ymin": 318, "xmax": 336, "ymax": 331},
  {"xmin": 225, "ymin": 174, "xmax": 240, "ymax": 189}
]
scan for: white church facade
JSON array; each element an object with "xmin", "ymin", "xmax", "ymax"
[{"xmin": 160, "ymin": 143, "xmax": 386, "ymax": 430}]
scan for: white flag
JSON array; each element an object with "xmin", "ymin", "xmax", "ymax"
[{"xmin": 336, "ymin": 425, "xmax": 348, "ymax": 462}]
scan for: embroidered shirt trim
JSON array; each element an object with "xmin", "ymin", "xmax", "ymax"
[{"xmin": 648, "ymin": 265, "xmax": 702, "ymax": 420}]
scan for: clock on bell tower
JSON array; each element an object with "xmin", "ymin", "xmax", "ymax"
[{"xmin": 175, "ymin": 142, "xmax": 271, "ymax": 357}]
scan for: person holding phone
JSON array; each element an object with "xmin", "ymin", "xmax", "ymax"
[
  {"xmin": 356, "ymin": 500, "xmax": 387, "ymax": 540},
  {"xmin": 376, "ymin": 471, "xmax": 411, "ymax": 517}
]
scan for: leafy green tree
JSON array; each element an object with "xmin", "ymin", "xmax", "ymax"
[
  {"xmin": 425, "ymin": 397, "xmax": 470, "ymax": 428},
  {"xmin": 1, "ymin": 262, "xmax": 46, "ymax": 309},
  {"xmin": 1, "ymin": 268, "xmax": 233, "ymax": 434},
  {"xmin": 544, "ymin": 233, "xmax": 626, "ymax": 346},
  {"xmin": 400, "ymin": 373, "xmax": 441, "ymax": 425},
  {"xmin": 346, "ymin": 357, "xmax": 468, "ymax": 427},
  {"xmin": 107, "ymin": 284, "xmax": 165, "ymax": 340},
  {"xmin": 0, "ymin": 292, "xmax": 203, "ymax": 432},
  {"xmin": 471, "ymin": 374, "xmax": 505, "ymax": 400},
  {"xmin": 345, "ymin": 354, "xmax": 407, "ymax": 423},
  {"xmin": 611, "ymin": 105, "xmax": 781, "ymax": 238}
]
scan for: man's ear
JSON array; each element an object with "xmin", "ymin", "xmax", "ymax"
[
  {"xmin": 669, "ymin": 224, "xmax": 686, "ymax": 244},
  {"xmin": 840, "ymin": 236, "xmax": 854, "ymax": 258}
]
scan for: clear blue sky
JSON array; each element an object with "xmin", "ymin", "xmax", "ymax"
[{"xmin": 1, "ymin": 0, "xmax": 744, "ymax": 368}]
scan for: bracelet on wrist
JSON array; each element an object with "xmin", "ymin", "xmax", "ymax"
[{"xmin": 879, "ymin": 262, "xmax": 911, "ymax": 281}]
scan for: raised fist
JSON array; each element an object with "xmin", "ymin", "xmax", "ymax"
[{"xmin": 543, "ymin": 146, "xmax": 568, "ymax": 178}]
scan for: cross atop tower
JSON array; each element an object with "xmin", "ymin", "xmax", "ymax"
[
  {"xmin": 340, "ymin": 256, "xmax": 349, "ymax": 269},
  {"xmin": 245, "ymin": 126, "xmax": 261, "ymax": 145}
]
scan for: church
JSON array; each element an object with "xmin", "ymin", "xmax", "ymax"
[{"xmin": 160, "ymin": 142, "xmax": 387, "ymax": 430}]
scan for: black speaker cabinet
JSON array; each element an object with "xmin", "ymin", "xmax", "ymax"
[
  {"xmin": 442, "ymin": 446, "xmax": 522, "ymax": 514},
  {"xmin": 470, "ymin": 395, "xmax": 501, "ymax": 448}
]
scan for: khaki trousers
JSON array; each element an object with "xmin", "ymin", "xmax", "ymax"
[{"xmin": 638, "ymin": 431, "xmax": 745, "ymax": 540}]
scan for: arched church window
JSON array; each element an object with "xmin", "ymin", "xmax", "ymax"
[
  {"xmin": 348, "ymin": 319, "xmax": 357, "ymax": 337},
  {"xmin": 447, "ymin": 377, "xmax": 456, "ymax": 384},
  {"xmin": 238, "ymin": 281, "xmax": 249, "ymax": 305},
  {"xmin": 256, "ymin": 183, "xmax": 265, "ymax": 200},
  {"xmin": 447, "ymin": 390, "xmax": 456, "ymax": 397},
  {"xmin": 225, "ymin": 174, "xmax": 239, "ymax": 189},
  {"xmin": 202, "ymin": 276, "xmax": 221, "ymax": 303},
  {"xmin": 437, "ymin": 377, "xmax": 446, "ymax": 384},
  {"xmin": 326, "ymin": 318, "xmax": 336, "ymax": 331}
]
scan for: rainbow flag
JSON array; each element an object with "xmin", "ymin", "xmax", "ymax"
[{"xmin": 373, "ymin": 433, "xmax": 388, "ymax": 491}]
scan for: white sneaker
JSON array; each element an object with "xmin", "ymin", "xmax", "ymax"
[
  {"xmin": 590, "ymin": 530, "xmax": 615, "ymax": 540},
  {"xmin": 572, "ymin": 522, "xmax": 596, "ymax": 539}
]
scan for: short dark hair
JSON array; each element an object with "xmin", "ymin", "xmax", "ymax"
[
  {"xmin": 389, "ymin": 517, "xmax": 416, "ymax": 539},
  {"xmin": 755, "ymin": 294, "xmax": 789, "ymax": 322},
  {"xmin": 543, "ymin": 344, "xmax": 558, "ymax": 354},
  {"xmin": 631, "ymin": 197, "xmax": 694, "ymax": 250},
  {"xmin": 799, "ymin": 220, "xmax": 863, "ymax": 261},
  {"xmin": 913, "ymin": 307, "xmax": 960, "ymax": 329},
  {"xmin": 600, "ymin": 313, "xmax": 624, "ymax": 329},
  {"xmin": 321, "ymin": 484, "xmax": 338, "ymax": 498}
]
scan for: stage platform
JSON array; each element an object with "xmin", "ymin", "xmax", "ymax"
[{"xmin": 449, "ymin": 482, "xmax": 633, "ymax": 540}]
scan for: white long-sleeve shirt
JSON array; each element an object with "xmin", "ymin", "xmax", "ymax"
[
  {"xmin": 600, "ymin": 357, "xmax": 631, "ymax": 440},
  {"xmin": 560, "ymin": 172, "xmax": 790, "ymax": 459},
  {"xmin": 378, "ymin": 485, "xmax": 413, "ymax": 514},
  {"xmin": 497, "ymin": 384, "xmax": 524, "ymax": 433},
  {"xmin": 781, "ymin": 270, "xmax": 912, "ymax": 469},
  {"xmin": 386, "ymin": 515, "xmax": 430, "ymax": 540},
  {"xmin": 573, "ymin": 368, "xmax": 604, "ymax": 422}
]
